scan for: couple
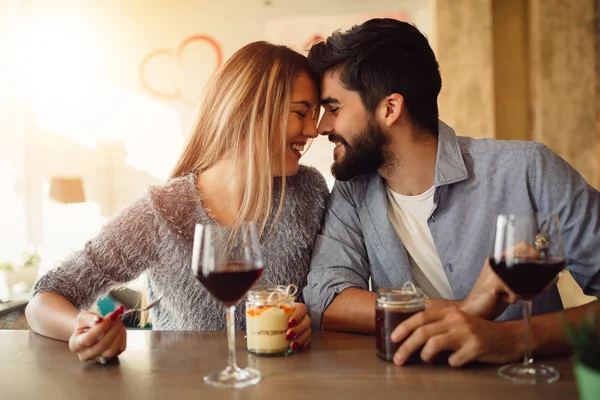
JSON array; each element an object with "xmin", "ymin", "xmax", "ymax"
[{"xmin": 26, "ymin": 19, "xmax": 600, "ymax": 367}]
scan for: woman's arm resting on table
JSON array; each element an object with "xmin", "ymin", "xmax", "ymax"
[
  {"xmin": 27, "ymin": 291, "xmax": 128, "ymax": 362},
  {"xmin": 26, "ymin": 292, "xmax": 80, "ymax": 341}
]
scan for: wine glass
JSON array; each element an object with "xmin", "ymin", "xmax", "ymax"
[
  {"xmin": 191, "ymin": 221, "xmax": 264, "ymax": 388},
  {"xmin": 489, "ymin": 214, "xmax": 564, "ymax": 384}
]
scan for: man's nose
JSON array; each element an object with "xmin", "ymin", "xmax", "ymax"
[{"xmin": 317, "ymin": 114, "xmax": 332, "ymax": 136}]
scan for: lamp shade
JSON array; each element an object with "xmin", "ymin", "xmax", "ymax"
[{"xmin": 49, "ymin": 177, "xmax": 85, "ymax": 204}]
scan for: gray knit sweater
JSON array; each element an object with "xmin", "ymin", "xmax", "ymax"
[{"xmin": 34, "ymin": 166, "xmax": 329, "ymax": 330}]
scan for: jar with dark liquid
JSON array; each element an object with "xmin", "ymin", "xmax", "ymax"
[{"xmin": 375, "ymin": 286, "xmax": 425, "ymax": 362}]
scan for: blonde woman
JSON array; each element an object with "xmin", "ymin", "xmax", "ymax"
[{"xmin": 26, "ymin": 41, "xmax": 329, "ymax": 362}]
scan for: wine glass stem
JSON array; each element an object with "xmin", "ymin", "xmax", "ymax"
[
  {"xmin": 522, "ymin": 300, "xmax": 533, "ymax": 366},
  {"xmin": 226, "ymin": 305, "xmax": 239, "ymax": 370}
]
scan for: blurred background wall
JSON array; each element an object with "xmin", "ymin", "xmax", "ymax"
[{"xmin": 0, "ymin": 0, "xmax": 597, "ymax": 304}]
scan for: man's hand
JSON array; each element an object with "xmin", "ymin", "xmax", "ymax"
[
  {"xmin": 461, "ymin": 241, "xmax": 538, "ymax": 320},
  {"xmin": 459, "ymin": 260, "xmax": 519, "ymax": 320},
  {"xmin": 390, "ymin": 308, "xmax": 523, "ymax": 367}
]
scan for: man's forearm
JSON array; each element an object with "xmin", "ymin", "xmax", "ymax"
[
  {"xmin": 322, "ymin": 290, "xmax": 462, "ymax": 334},
  {"xmin": 528, "ymin": 300, "xmax": 599, "ymax": 356},
  {"xmin": 426, "ymin": 298, "xmax": 461, "ymax": 311},
  {"xmin": 322, "ymin": 288, "xmax": 377, "ymax": 334},
  {"xmin": 497, "ymin": 300, "xmax": 598, "ymax": 357}
]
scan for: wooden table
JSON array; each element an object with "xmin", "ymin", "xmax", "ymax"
[{"xmin": 0, "ymin": 330, "xmax": 579, "ymax": 399}]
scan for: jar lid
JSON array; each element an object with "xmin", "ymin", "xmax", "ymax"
[
  {"xmin": 376, "ymin": 283, "xmax": 424, "ymax": 309},
  {"xmin": 247, "ymin": 284, "xmax": 297, "ymax": 304}
]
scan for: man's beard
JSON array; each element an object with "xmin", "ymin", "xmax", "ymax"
[{"xmin": 329, "ymin": 118, "xmax": 389, "ymax": 181}]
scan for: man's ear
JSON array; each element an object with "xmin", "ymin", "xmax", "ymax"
[{"xmin": 378, "ymin": 93, "xmax": 404, "ymax": 127}]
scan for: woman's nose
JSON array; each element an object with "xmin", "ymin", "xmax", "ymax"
[{"xmin": 304, "ymin": 119, "xmax": 318, "ymax": 139}]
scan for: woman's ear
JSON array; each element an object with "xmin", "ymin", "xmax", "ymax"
[{"xmin": 379, "ymin": 93, "xmax": 404, "ymax": 127}]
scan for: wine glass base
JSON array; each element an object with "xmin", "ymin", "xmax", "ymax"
[
  {"xmin": 204, "ymin": 366, "xmax": 261, "ymax": 388},
  {"xmin": 498, "ymin": 363, "xmax": 560, "ymax": 384}
]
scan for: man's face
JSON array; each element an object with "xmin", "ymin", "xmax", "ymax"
[{"xmin": 318, "ymin": 71, "xmax": 388, "ymax": 181}]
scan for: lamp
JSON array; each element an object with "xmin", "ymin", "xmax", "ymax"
[
  {"xmin": 49, "ymin": 177, "xmax": 85, "ymax": 204},
  {"xmin": 39, "ymin": 176, "xmax": 86, "ymax": 278}
]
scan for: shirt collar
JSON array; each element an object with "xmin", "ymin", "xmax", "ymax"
[{"xmin": 434, "ymin": 120, "xmax": 469, "ymax": 187}]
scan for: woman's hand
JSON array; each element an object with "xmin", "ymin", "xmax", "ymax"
[
  {"xmin": 68, "ymin": 305, "xmax": 127, "ymax": 362},
  {"xmin": 287, "ymin": 302, "xmax": 311, "ymax": 351}
]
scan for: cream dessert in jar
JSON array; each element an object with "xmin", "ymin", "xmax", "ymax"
[{"xmin": 245, "ymin": 285, "xmax": 296, "ymax": 356}]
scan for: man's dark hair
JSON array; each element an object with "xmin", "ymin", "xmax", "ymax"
[{"xmin": 308, "ymin": 18, "xmax": 442, "ymax": 135}]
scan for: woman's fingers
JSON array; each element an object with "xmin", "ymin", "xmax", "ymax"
[
  {"xmin": 288, "ymin": 313, "xmax": 311, "ymax": 351},
  {"xmin": 286, "ymin": 303, "xmax": 310, "ymax": 351},
  {"xmin": 288, "ymin": 302, "xmax": 307, "ymax": 328},
  {"xmin": 76, "ymin": 312, "xmax": 104, "ymax": 329},
  {"xmin": 291, "ymin": 326, "xmax": 311, "ymax": 351},
  {"xmin": 71, "ymin": 306, "xmax": 125, "ymax": 353},
  {"xmin": 287, "ymin": 313, "xmax": 310, "ymax": 340},
  {"xmin": 77, "ymin": 321, "xmax": 123, "ymax": 361},
  {"xmin": 70, "ymin": 318, "xmax": 113, "ymax": 353},
  {"xmin": 119, "ymin": 324, "xmax": 127, "ymax": 353},
  {"xmin": 100, "ymin": 326, "xmax": 126, "ymax": 360}
]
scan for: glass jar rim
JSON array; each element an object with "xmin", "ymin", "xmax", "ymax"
[
  {"xmin": 376, "ymin": 287, "xmax": 424, "ymax": 309},
  {"xmin": 247, "ymin": 285, "xmax": 296, "ymax": 302}
]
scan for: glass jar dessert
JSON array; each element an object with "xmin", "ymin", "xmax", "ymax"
[
  {"xmin": 375, "ymin": 283, "xmax": 425, "ymax": 362},
  {"xmin": 245, "ymin": 285, "xmax": 296, "ymax": 356}
]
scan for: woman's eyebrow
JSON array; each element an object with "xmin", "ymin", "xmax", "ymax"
[{"xmin": 290, "ymin": 100, "xmax": 311, "ymax": 108}]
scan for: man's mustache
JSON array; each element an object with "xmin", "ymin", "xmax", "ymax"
[{"xmin": 328, "ymin": 134, "xmax": 349, "ymax": 147}]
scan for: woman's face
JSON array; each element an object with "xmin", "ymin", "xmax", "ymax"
[{"xmin": 273, "ymin": 72, "xmax": 319, "ymax": 176}]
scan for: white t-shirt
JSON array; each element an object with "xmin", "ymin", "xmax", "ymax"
[{"xmin": 385, "ymin": 185, "xmax": 454, "ymax": 299}]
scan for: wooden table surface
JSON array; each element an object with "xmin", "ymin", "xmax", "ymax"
[{"xmin": 0, "ymin": 330, "xmax": 579, "ymax": 400}]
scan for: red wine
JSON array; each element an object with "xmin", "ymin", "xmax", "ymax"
[
  {"xmin": 489, "ymin": 257, "xmax": 564, "ymax": 300},
  {"xmin": 375, "ymin": 307, "xmax": 421, "ymax": 362},
  {"xmin": 196, "ymin": 262, "xmax": 263, "ymax": 307}
]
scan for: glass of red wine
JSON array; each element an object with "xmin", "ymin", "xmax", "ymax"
[
  {"xmin": 489, "ymin": 213, "xmax": 564, "ymax": 384},
  {"xmin": 191, "ymin": 222, "xmax": 264, "ymax": 388}
]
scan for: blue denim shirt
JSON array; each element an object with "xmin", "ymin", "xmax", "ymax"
[{"xmin": 304, "ymin": 121, "xmax": 600, "ymax": 329}]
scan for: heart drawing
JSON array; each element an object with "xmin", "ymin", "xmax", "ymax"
[{"xmin": 139, "ymin": 34, "xmax": 223, "ymax": 104}]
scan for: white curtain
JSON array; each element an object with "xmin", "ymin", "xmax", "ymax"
[{"xmin": 0, "ymin": 1, "xmax": 29, "ymax": 263}]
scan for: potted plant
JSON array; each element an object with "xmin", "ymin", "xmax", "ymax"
[
  {"xmin": 0, "ymin": 252, "xmax": 40, "ymax": 301},
  {"xmin": 564, "ymin": 306, "xmax": 600, "ymax": 400}
]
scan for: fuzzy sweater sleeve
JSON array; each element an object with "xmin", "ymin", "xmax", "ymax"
[
  {"xmin": 33, "ymin": 196, "xmax": 159, "ymax": 310},
  {"xmin": 290, "ymin": 166, "xmax": 330, "ymax": 304}
]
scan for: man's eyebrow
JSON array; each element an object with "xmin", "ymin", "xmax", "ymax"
[
  {"xmin": 290, "ymin": 100, "xmax": 311, "ymax": 108},
  {"xmin": 320, "ymin": 97, "xmax": 340, "ymax": 106}
]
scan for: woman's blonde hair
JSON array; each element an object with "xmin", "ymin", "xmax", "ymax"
[{"xmin": 170, "ymin": 41, "xmax": 319, "ymax": 236}]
